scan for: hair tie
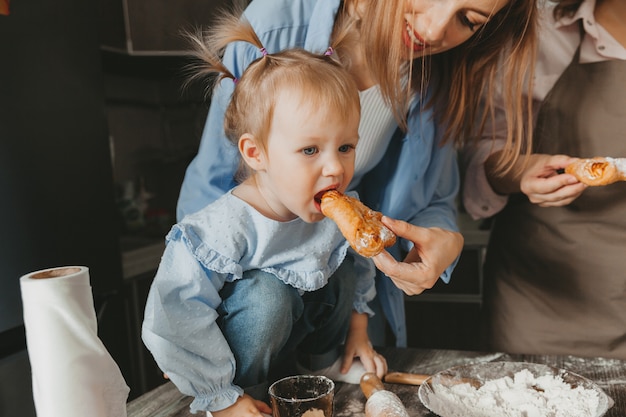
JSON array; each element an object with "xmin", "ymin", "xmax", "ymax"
[
  {"xmin": 324, "ymin": 47, "xmax": 334, "ymax": 56},
  {"xmin": 260, "ymin": 47, "xmax": 267, "ymax": 56},
  {"xmin": 233, "ymin": 77, "xmax": 238, "ymax": 84}
]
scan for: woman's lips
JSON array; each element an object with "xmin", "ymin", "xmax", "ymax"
[{"xmin": 404, "ymin": 21, "xmax": 427, "ymax": 52}]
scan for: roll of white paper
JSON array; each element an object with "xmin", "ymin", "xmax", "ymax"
[{"xmin": 20, "ymin": 266, "xmax": 129, "ymax": 417}]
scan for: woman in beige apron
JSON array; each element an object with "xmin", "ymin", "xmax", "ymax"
[{"xmin": 482, "ymin": 0, "xmax": 626, "ymax": 359}]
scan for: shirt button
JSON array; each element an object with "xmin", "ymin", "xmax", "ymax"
[
  {"xmin": 598, "ymin": 45, "xmax": 606, "ymax": 50},
  {"xmin": 586, "ymin": 19, "xmax": 593, "ymax": 25},
  {"xmin": 482, "ymin": 205, "xmax": 489, "ymax": 211}
]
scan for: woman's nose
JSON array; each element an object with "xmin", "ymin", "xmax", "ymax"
[{"xmin": 422, "ymin": 8, "xmax": 453, "ymax": 44}]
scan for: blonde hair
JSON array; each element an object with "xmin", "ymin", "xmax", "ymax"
[
  {"xmin": 186, "ymin": 11, "xmax": 360, "ymax": 182},
  {"xmin": 341, "ymin": 0, "xmax": 538, "ymax": 174}
]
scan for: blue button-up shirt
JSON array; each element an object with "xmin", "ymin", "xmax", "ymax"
[{"xmin": 177, "ymin": 0, "xmax": 460, "ymax": 347}]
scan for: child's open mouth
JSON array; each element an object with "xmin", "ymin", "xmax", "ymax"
[{"xmin": 314, "ymin": 189, "xmax": 336, "ymax": 210}]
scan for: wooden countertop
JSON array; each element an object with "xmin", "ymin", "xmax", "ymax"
[{"xmin": 127, "ymin": 347, "xmax": 626, "ymax": 417}]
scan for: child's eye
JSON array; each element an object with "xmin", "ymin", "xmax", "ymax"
[
  {"xmin": 338, "ymin": 144, "xmax": 355, "ymax": 153},
  {"xmin": 302, "ymin": 146, "xmax": 318, "ymax": 156},
  {"xmin": 459, "ymin": 13, "xmax": 480, "ymax": 31}
]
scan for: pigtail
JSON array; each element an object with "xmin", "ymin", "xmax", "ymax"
[
  {"xmin": 182, "ymin": 6, "xmax": 267, "ymax": 97},
  {"xmin": 324, "ymin": 6, "xmax": 360, "ymax": 69}
]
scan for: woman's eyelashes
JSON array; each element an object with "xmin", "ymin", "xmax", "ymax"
[{"xmin": 459, "ymin": 12, "xmax": 481, "ymax": 31}]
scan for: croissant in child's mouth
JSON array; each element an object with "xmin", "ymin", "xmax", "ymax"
[{"xmin": 320, "ymin": 190, "xmax": 396, "ymax": 258}]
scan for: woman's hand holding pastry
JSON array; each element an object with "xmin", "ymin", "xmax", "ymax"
[
  {"xmin": 518, "ymin": 154, "xmax": 586, "ymax": 207},
  {"xmin": 372, "ymin": 217, "xmax": 463, "ymax": 296},
  {"xmin": 212, "ymin": 394, "xmax": 272, "ymax": 417}
]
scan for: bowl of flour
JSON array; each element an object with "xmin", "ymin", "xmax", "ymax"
[{"xmin": 418, "ymin": 362, "xmax": 613, "ymax": 417}]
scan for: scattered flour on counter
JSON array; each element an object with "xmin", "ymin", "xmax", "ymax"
[
  {"xmin": 428, "ymin": 369, "xmax": 600, "ymax": 417},
  {"xmin": 334, "ymin": 397, "xmax": 365, "ymax": 417}
]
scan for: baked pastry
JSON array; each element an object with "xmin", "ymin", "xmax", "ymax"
[
  {"xmin": 565, "ymin": 157, "xmax": 626, "ymax": 186},
  {"xmin": 320, "ymin": 190, "xmax": 396, "ymax": 257}
]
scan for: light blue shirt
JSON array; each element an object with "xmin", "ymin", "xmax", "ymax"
[
  {"xmin": 177, "ymin": 0, "xmax": 460, "ymax": 346},
  {"xmin": 143, "ymin": 191, "xmax": 376, "ymax": 412}
]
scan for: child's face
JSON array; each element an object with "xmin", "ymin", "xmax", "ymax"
[{"xmin": 256, "ymin": 89, "xmax": 360, "ymax": 223}]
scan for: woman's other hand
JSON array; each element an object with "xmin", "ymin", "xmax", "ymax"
[
  {"xmin": 518, "ymin": 154, "xmax": 587, "ymax": 207},
  {"xmin": 372, "ymin": 218, "xmax": 464, "ymax": 296}
]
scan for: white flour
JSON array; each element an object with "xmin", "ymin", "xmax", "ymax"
[{"xmin": 426, "ymin": 368, "xmax": 601, "ymax": 417}]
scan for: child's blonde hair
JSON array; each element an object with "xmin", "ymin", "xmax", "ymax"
[{"xmin": 186, "ymin": 11, "xmax": 360, "ymax": 182}]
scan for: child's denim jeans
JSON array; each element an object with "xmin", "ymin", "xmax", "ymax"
[{"xmin": 217, "ymin": 255, "xmax": 357, "ymax": 394}]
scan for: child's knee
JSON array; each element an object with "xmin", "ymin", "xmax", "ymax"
[{"xmin": 224, "ymin": 270, "xmax": 302, "ymax": 342}]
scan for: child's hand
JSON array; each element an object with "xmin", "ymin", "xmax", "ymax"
[
  {"xmin": 342, "ymin": 312, "xmax": 388, "ymax": 379},
  {"xmin": 343, "ymin": 340, "xmax": 387, "ymax": 380},
  {"xmin": 212, "ymin": 394, "xmax": 272, "ymax": 417}
]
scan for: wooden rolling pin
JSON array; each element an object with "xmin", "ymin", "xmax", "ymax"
[
  {"xmin": 383, "ymin": 372, "xmax": 482, "ymax": 388},
  {"xmin": 383, "ymin": 372, "xmax": 429, "ymax": 386},
  {"xmin": 383, "ymin": 371, "xmax": 482, "ymax": 388},
  {"xmin": 360, "ymin": 373, "xmax": 410, "ymax": 417}
]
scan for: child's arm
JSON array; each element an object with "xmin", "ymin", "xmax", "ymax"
[
  {"xmin": 341, "ymin": 311, "xmax": 388, "ymax": 379},
  {"xmin": 344, "ymin": 252, "xmax": 386, "ymax": 377},
  {"xmin": 142, "ymin": 239, "xmax": 244, "ymax": 413}
]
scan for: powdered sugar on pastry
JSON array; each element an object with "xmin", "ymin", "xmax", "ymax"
[{"xmin": 607, "ymin": 157, "xmax": 626, "ymax": 175}]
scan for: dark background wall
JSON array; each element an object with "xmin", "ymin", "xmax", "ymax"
[
  {"xmin": 0, "ymin": 0, "xmax": 216, "ymax": 412},
  {"xmin": 0, "ymin": 0, "xmax": 129, "ymax": 415},
  {"xmin": 0, "ymin": 0, "xmax": 123, "ymax": 334}
]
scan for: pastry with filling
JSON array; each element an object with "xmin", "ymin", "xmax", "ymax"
[
  {"xmin": 320, "ymin": 190, "xmax": 396, "ymax": 258},
  {"xmin": 565, "ymin": 156, "xmax": 626, "ymax": 186}
]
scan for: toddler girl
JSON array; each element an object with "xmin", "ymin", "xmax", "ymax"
[{"xmin": 142, "ymin": 10, "xmax": 387, "ymax": 417}]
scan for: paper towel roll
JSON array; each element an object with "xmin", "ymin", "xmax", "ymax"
[{"xmin": 20, "ymin": 266, "xmax": 130, "ymax": 417}]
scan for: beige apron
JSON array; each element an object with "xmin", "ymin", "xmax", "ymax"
[{"xmin": 483, "ymin": 40, "xmax": 626, "ymax": 359}]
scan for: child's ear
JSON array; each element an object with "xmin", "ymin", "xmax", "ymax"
[{"xmin": 239, "ymin": 133, "xmax": 266, "ymax": 171}]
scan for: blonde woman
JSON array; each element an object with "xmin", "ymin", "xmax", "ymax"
[{"xmin": 177, "ymin": 0, "xmax": 539, "ymax": 347}]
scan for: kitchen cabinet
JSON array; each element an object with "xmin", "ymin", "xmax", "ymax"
[
  {"xmin": 404, "ymin": 214, "xmax": 491, "ymax": 351},
  {"xmin": 99, "ymin": 0, "xmax": 234, "ymax": 55},
  {"xmin": 121, "ymin": 237, "xmax": 166, "ymax": 397}
]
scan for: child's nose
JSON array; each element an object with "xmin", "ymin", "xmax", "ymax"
[{"xmin": 322, "ymin": 155, "xmax": 345, "ymax": 177}]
